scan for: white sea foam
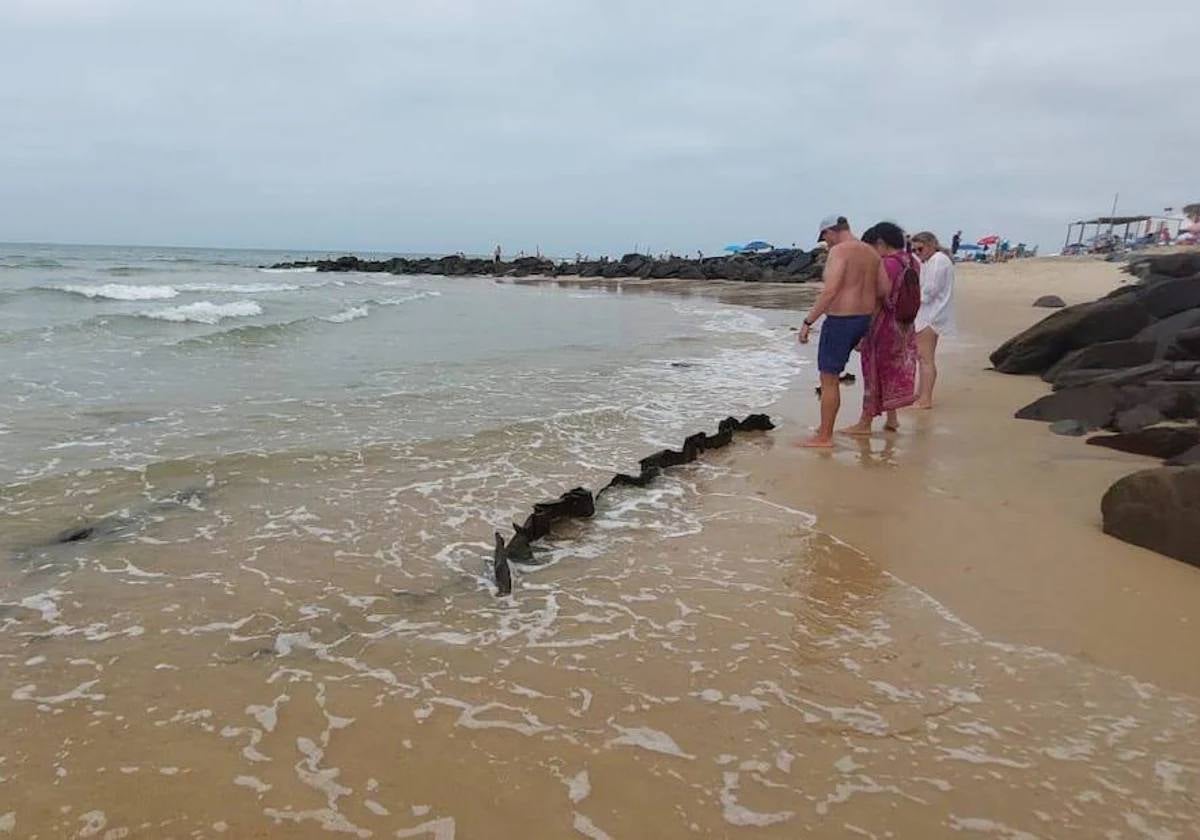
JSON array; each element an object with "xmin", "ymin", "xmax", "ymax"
[
  {"xmin": 258, "ymin": 266, "xmax": 318, "ymax": 273},
  {"xmin": 322, "ymin": 305, "xmax": 370, "ymax": 324},
  {"xmin": 136, "ymin": 300, "xmax": 263, "ymax": 324},
  {"xmin": 55, "ymin": 283, "xmax": 179, "ymax": 301}
]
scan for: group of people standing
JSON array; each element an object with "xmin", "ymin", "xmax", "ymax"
[{"xmin": 797, "ymin": 215, "xmax": 956, "ymax": 448}]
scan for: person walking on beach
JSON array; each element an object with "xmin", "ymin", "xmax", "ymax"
[
  {"xmin": 796, "ymin": 215, "xmax": 879, "ymax": 448},
  {"xmin": 951, "ymin": 230, "xmax": 962, "ymax": 256},
  {"xmin": 494, "ymin": 245, "xmax": 502, "ymax": 264},
  {"xmin": 911, "ymin": 231, "xmax": 957, "ymax": 408},
  {"xmin": 842, "ymin": 222, "xmax": 918, "ymax": 435}
]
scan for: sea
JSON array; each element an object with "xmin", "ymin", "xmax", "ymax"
[{"xmin": 1, "ymin": 243, "xmax": 1197, "ymax": 838}]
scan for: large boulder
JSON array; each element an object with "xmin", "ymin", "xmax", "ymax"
[
  {"xmin": 1126, "ymin": 252, "xmax": 1200, "ymax": 280},
  {"xmin": 1137, "ymin": 276, "xmax": 1200, "ymax": 319},
  {"xmin": 1051, "ymin": 362, "xmax": 1171, "ymax": 391},
  {"xmin": 1042, "ymin": 340, "xmax": 1156, "ymax": 385},
  {"xmin": 1134, "ymin": 309, "xmax": 1200, "ymax": 354},
  {"xmin": 1088, "ymin": 427, "xmax": 1200, "ymax": 460},
  {"xmin": 1166, "ymin": 326, "xmax": 1200, "ymax": 361},
  {"xmin": 1167, "ymin": 445, "xmax": 1200, "ymax": 466},
  {"xmin": 1016, "ymin": 380, "xmax": 1200, "ymax": 429},
  {"xmin": 1015, "ymin": 384, "xmax": 1127, "ymax": 428},
  {"xmin": 1101, "ymin": 466, "xmax": 1200, "ymax": 567},
  {"xmin": 990, "ymin": 295, "xmax": 1152, "ymax": 374}
]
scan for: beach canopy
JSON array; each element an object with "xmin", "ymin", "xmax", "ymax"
[
  {"xmin": 977, "ymin": 234, "xmax": 1000, "ymax": 246},
  {"xmin": 742, "ymin": 240, "xmax": 773, "ymax": 252},
  {"xmin": 722, "ymin": 244, "xmax": 745, "ymax": 253}
]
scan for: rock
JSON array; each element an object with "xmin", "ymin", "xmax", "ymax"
[
  {"xmin": 1137, "ymin": 276, "xmax": 1200, "ymax": 319},
  {"xmin": 1165, "ymin": 326, "xmax": 1200, "ymax": 361},
  {"xmin": 1042, "ymin": 340, "xmax": 1156, "ymax": 385},
  {"xmin": 1015, "ymin": 384, "xmax": 1126, "ymax": 428},
  {"xmin": 1125, "ymin": 252, "xmax": 1200, "ymax": 280},
  {"xmin": 990, "ymin": 295, "xmax": 1152, "ymax": 374},
  {"xmin": 1113, "ymin": 403, "xmax": 1165, "ymax": 433},
  {"xmin": 1088, "ymin": 427, "xmax": 1200, "ymax": 460},
  {"xmin": 1050, "ymin": 361, "xmax": 1200, "ymax": 391},
  {"xmin": 1102, "ymin": 284, "xmax": 1140, "ymax": 300},
  {"xmin": 1019, "ymin": 379, "xmax": 1200, "ymax": 431},
  {"xmin": 1166, "ymin": 445, "xmax": 1200, "ymax": 466},
  {"xmin": 1101, "ymin": 466, "xmax": 1200, "ymax": 567},
  {"xmin": 1050, "ymin": 419, "xmax": 1088, "ymax": 436},
  {"xmin": 1033, "ymin": 295, "xmax": 1066, "ymax": 308},
  {"xmin": 1051, "ymin": 361, "xmax": 1172, "ymax": 391},
  {"xmin": 1132, "ymin": 309, "xmax": 1200, "ymax": 354}
]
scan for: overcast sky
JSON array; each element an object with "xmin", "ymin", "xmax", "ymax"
[{"xmin": 2, "ymin": 1, "xmax": 1196, "ymax": 256}]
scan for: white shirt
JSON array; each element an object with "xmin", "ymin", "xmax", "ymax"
[{"xmin": 916, "ymin": 250, "xmax": 956, "ymax": 335}]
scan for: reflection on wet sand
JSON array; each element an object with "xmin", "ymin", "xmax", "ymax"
[{"xmin": 3, "ymin": 442, "xmax": 1197, "ymax": 838}]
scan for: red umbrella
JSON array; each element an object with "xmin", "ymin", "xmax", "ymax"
[{"xmin": 977, "ymin": 234, "xmax": 1000, "ymax": 246}]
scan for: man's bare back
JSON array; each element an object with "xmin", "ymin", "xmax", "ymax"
[{"xmin": 823, "ymin": 239, "xmax": 880, "ymax": 316}]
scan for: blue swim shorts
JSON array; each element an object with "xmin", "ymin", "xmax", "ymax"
[{"xmin": 817, "ymin": 314, "xmax": 872, "ymax": 375}]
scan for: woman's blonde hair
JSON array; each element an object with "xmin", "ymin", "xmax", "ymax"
[{"xmin": 911, "ymin": 231, "xmax": 941, "ymax": 250}]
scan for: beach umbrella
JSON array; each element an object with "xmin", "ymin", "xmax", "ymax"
[
  {"xmin": 743, "ymin": 240, "xmax": 773, "ymax": 252},
  {"xmin": 977, "ymin": 234, "xmax": 1000, "ymax": 246},
  {"xmin": 957, "ymin": 243, "xmax": 982, "ymax": 251},
  {"xmin": 722, "ymin": 244, "xmax": 744, "ymax": 253}
]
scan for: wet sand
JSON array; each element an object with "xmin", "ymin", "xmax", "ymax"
[{"xmin": 3, "ymin": 259, "xmax": 1199, "ymax": 838}]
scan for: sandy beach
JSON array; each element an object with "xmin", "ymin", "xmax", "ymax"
[
  {"xmin": 538, "ymin": 258, "xmax": 1200, "ymax": 696},
  {"xmin": 4, "ymin": 252, "xmax": 1199, "ymax": 838}
]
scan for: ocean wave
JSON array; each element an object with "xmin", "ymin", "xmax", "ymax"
[
  {"xmin": 49, "ymin": 283, "xmax": 180, "ymax": 301},
  {"xmin": 322, "ymin": 305, "xmax": 370, "ymax": 324},
  {"xmin": 174, "ymin": 318, "xmax": 307, "ymax": 348},
  {"xmin": 371, "ymin": 290, "xmax": 442, "ymax": 305},
  {"xmin": 174, "ymin": 292, "xmax": 439, "ymax": 347},
  {"xmin": 102, "ymin": 266, "xmax": 154, "ymax": 276},
  {"xmin": 137, "ymin": 300, "xmax": 263, "ymax": 324},
  {"xmin": 258, "ymin": 266, "xmax": 318, "ymax": 273},
  {"xmin": 175, "ymin": 282, "xmax": 301, "ymax": 294},
  {"xmin": 0, "ymin": 257, "xmax": 63, "ymax": 269}
]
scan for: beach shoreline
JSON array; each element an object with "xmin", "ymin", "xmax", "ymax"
[{"xmin": 522, "ymin": 258, "xmax": 1200, "ymax": 697}]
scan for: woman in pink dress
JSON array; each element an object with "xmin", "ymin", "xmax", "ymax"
[{"xmin": 842, "ymin": 222, "xmax": 919, "ymax": 435}]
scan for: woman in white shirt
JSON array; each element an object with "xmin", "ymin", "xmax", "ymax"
[{"xmin": 910, "ymin": 231, "xmax": 956, "ymax": 408}]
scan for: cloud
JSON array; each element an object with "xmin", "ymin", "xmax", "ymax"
[{"xmin": 0, "ymin": 0, "xmax": 1195, "ymax": 253}]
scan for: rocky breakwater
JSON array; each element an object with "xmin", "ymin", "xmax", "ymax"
[
  {"xmin": 990, "ymin": 252, "xmax": 1200, "ymax": 567},
  {"xmin": 268, "ymin": 248, "xmax": 825, "ymax": 283}
]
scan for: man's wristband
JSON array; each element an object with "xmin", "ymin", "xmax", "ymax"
[{"xmin": 803, "ymin": 317, "xmax": 815, "ymax": 327}]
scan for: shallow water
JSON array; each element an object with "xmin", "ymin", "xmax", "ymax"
[{"xmin": 2, "ymin": 245, "xmax": 1197, "ymax": 838}]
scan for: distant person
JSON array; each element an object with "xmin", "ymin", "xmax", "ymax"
[
  {"xmin": 951, "ymin": 230, "xmax": 962, "ymax": 255},
  {"xmin": 842, "ymin": 223, "xmax": 918, "ymax": 435},
  {"xmin": 494, "ymin": 245, "xmax": 502, "ymax": 264},
  {"xmin": 796, "ymin": 215, "xmax": 880, "ymax": 448},
  {"xmin": 910, "ymin": 231, "xmax": 957, "ymax": 409}
]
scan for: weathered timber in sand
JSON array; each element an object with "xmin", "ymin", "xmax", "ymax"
[{"xmin": 491, "ymin": 413, "xmax": 775, "ymax": 594}]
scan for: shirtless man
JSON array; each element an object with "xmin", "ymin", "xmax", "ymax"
[{"xmin": 796, "ymin": 215, "xmax": 882, "ymax": 448}]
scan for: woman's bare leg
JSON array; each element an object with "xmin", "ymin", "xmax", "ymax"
[
  {"xmin": 915, "ymin": 328, "xmax": 939, "ymax": 409},
  {"xmin": 884, "ymin": 410, "xmax": 899, "ymax": 431}
]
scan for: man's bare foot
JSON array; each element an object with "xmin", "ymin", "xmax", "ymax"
[
  {"xmin": 839, "ymin": 423, "xmax": 873, "ymax": 436},
  {"xmin": 794, "ymin": 436, "xmax": 834, "ymax": 449}
]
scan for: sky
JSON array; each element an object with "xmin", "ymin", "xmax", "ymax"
[{"xmin": 1, "ymin": 0, "xmax": 1197, "ymax": 256}]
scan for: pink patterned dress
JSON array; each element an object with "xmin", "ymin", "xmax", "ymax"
[{"xmin": 860, "ymin": 251, "xmax": 918, "ymax": 417}]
